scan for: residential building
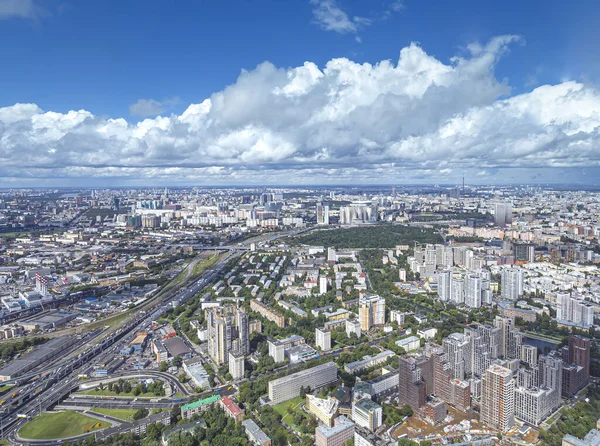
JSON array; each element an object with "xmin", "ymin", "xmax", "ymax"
[
  {"xmin": 359, "ymin": 295, "xmax": 385, "ymax": 331},
  {"xmin": 346, "ymin": 319, "xmax": 362, "ymax": 338},
  {"xmin": 242, "ymin": 419, "xmax": 271, "ymax": 446},
  {"xmin": 268, "ymin": 362, "xmax": 338, "ymax": 405},
  {"xmin": 398, "ymin": 354, "xmax": 433, "ymax": 412},
  {"xmin": 250, "ymin": 299, "xmax": 285, "ymax": 328},
  {"xmin": 181, "ymin": 395, "xmax": 221, "ymax": 419},
  {"xmin": 501, "ymin": 266, "xmax": 524, "ymax": 301},
  {"xmin": 316, "ymin": 327, "xmax": 332, "ymax": 351},
  {"xmin": 220, "ymin": 395, "xmax": 245, "ymax": 423},
  {"xmin": 206, "ymin": 305, "xmax": 250, "ymax": 365},
  {"xmin": 481, "ymin": 364, "xmax": 514, "ymax": 432},
  {"xmin": 396, "ymin": 336, "xmax": 420, "ymax": 353},
  {"xmin": 494, "ymin": 202, "xmax": 512, "ymax": 227},
  {"xmin": 229, "ymin": 351, "xmax": 245, "ymax": 380},
  {"xmin": 344, "ymin": 350, "xmax": 395, "ymax": 374},
  {"xmin": 319, "ymin": 275, "xmax": 328, "ymax": 295},
  {"xmin": 443, "ymin": 332, "xmax": 469, "ymax": 381}
]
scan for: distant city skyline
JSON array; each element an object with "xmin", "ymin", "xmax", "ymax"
[{"xmin": 1, "ymin": 1, "xmax": 600, "ymax": 186}]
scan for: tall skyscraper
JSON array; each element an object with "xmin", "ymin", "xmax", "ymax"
[
  {"xmin": 359, "ymin": 295, "xmax": 385, "ymax": 331},
  {"xmin": 494, "ymin": 202, "xmax": 512, "ymax": 227},
  {"xmin": 207, "ymin": 306, "xmax": 250, "ymax": 365},
  {"xmin": 501, "ymin": 266, "xmax": 524, "ymax": 301},
  {"xmin": 481, "ymin": 364, "xmax": 515, "ymax": 432}
]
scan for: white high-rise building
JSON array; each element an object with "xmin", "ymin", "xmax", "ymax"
[
  {"xmin": 229, "ymin": 351, "xmax": 245, "ymax": 380},
  {"xmin": 451, "ymin": 275, "xmax": 465, "ymax": 305},
  {"xmin": 319, "ymin": 276, "xmax": 328, "ymax": 295},
  {"xmin": 316, "ymin": 328, "xmax": 331, "ymax": 351},
  {"xmin": 521, "ymin": 345, "xmax": 538, "ymax": 367},
  {"xmin": 501, "ymin": 266, "xmax": 524, "ymax": 301},
  {"xmin": 437, "ymin": 270, "xmax": 452, "ymax": 302},
  {"xmin": 556, "ymin": 293, "xmax": 595, "ymax": 327},
  {"xmin": 481, "ymin": 364, "xmax": 515, "ymax": 432},
  {"xmin": 465, "ymin": 273, "xmax": 482, "ymax": 308}
]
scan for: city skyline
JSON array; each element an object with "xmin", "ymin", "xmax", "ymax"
[{"xmin": 1, "ymin": 1, "xmax": 600, "ymax": 187}]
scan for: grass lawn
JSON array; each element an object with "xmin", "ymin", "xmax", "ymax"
[
  {"xmin": 19, "ymin": 411, "xmax": 111, "ymax": 440},
  {"xmin": 78, "ymin": 381, "xmax": 159, "ymax": 398},
  {"xmin": 273, "ymin": 396, "xmax": 304, "ymax": 427},
  {"xmin": 192, "ymin": 253, "xmax": 222, "ymax": 276},
  {"xmin": 0, "ymin": 384, "xmax": 13, "ymax": 394},
  {"xmin": 91, "ymin": 407, "xmax": 138, "ymax": 421}
]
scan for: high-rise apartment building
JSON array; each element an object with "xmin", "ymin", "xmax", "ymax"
[
  {"xmin": 229, "ymin": 351, "xmax": 245, "ymax": 380},
  {"xmin": 514, "ymin": 243, "xmax": 535, "ymax": 263},
  {"xmin": 437, "ymin": 269, "xmax": 451, "ymax": 302},
  {"xmin": 316, "ymin": 328, "xmax": 332, "ymax": 351},
  {"xmin": 463, "ymin": 323, "xmax": 501, "ymax": 376},
  {"xmin": 398, "ymin": 355, "xmax": 433, "ymax": 411},
  {"xmin": 346, "ymin": 319, "xmax": 362, "ymax": 338},
  {"xmin": 568, "ymin": 334, "xmax": 591, "ymax": 382},
  {"xmin": 556, "ymin": 293, "xmax": 595, "ymax": 328},
  {"xmin": 481, "ymin": 364, "xmax": 515, "ymax": 432},
  {"xmin": 317, "ymin": 203, "xmax": 330, "ymax": 225},
  {"xmin": 494, "ymin": 315, "xmax": 523, "ymax": 360},
  {"xmin": 521, "ymin": 344, "xmax": 538, "ymax": 367},
  {"xmin": 450, "ymin": 275, "xmax": 465, "ymax": 305},
  {"xmin": 359, "ymin": 295, "xmax": 385, "ymax": 331},
  {"xmin": 443, "ymin": 333, "xmax": 469, "ymax": 381},
  {"xmin": 494, "ymin": 202, "xmax": 512, "ymax": 227},
  {"xmin": 319, "ymin": 275, "xmax": 328, "ymax": 295},
  {"xmin": 464, "ymin": 273, "xmax": 482, "ymax": 308},
  {"xmin": 207, "ymin": 305, "xmax": 250, "ymax": 365},
  {"xmin": 501, "ymin": 266, "xmax": 524, "ymax": 301}
]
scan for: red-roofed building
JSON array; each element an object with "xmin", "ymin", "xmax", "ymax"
[{"xmin": 220, "ymin": 395, "xmax": 245, "ymax": 423}]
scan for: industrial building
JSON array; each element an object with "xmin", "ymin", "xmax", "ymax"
[{"xmin": 0, "ymin": 336, "xmax": 77, "ymax": 381}]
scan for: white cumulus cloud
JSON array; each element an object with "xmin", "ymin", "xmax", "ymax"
[{"xmin": 1, "ymin": 36, "xmax": 600, "ymax": 185}]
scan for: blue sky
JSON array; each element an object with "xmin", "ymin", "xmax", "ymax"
[{"xmin": 1, "ymin": 0, "xmax": 600, "ymax": 186}]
